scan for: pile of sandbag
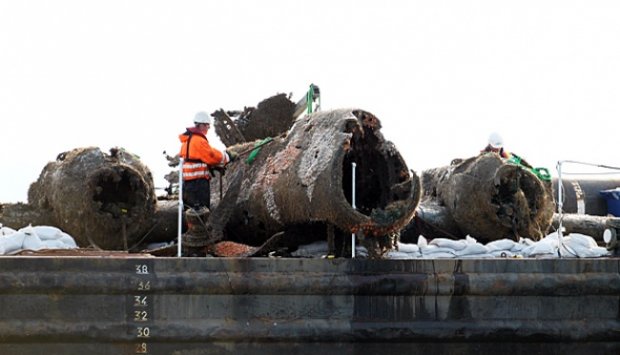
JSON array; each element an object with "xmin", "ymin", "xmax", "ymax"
[
  {"xmin": 0, "ymin": 225, "xmax": 77, "ymax": 255},
  {"xmin": 387, "ymin": 233, "xmax": 609, "ymax": 259},
  {"xmin": 292, "ymin": 233, "xmax": 610, "ymax": 259}
]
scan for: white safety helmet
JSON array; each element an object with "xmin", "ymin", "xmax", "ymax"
[
  {"xmin": 194, "ymin": 111, "xmax": 213, "ymax": 125},
  {"xmin": 488, "ymin": 132, "xmax": 504, "ymax": 149}
]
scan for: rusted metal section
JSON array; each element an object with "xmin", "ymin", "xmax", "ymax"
[
  {"xmin": 213, "ymin": 93, "xmax": 297, "ymax": 146},
  {"xmin": 0, "ymin": 147, "xmax": 158, "ymax": 250},
  {"xmin": 0, "ymin": 257, "xmax": 617, "ymax": 346},
  {"xmin": 209, "ymin": 109, "xmax": 421, "ymax": 254},
  {"xmin": 405, "ymin": 154, "xmax": 555, "ymax": 243}
]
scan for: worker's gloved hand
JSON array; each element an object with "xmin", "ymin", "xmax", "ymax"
[{"xmin": 227, "ymin": 150, "xmax": 238, "ymax": 162}]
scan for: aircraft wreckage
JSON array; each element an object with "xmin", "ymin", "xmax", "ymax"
[
  {"xmin": 402, "ymin": 153, "xmax": 556, "ymax": 243},
  {"xmin": 205, "ymin": 108, "xmax": 421, "ymax": 257},
  {"xmin": 1, "ymin": 91, "xmax": 618, "ymax": 257},
  {"xmin": 0, "ymin": 97, "xmax": 421, "ymax": 257},
  {"xmin": 0, "ymin": 147, "xmax": 160, "ymax": 250}
]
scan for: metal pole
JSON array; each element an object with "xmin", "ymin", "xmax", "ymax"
[
  {"xmin": 351, "ymin": 162, "xmax": 356, "ymax": 258},
  {"xmin": 178, "ymin": 158, "xmax": 184, "ymax": 257},
  {"xmin": 556, "ymin": 160, "xmax": 564, "ymax": 257}
]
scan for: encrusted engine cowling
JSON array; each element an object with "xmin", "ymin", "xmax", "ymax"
[
  {"xmin": 26, "ymin": 147, "xmax": 157, "ymax": 249},
  {"xmin": 210, "ymin": 109, "xmax": 421, "ymax": 251},
  {"xmin": 413, "ymin": 153, "xmax": 555, "ymax": 242}
]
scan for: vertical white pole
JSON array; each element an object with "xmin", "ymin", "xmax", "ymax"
[
  {"xmin": 351, "ymin": 162, "xmax": 356, "ymax": 258},
  {"xmin": 556, "ymin": 161, "xmax": 564, "ymax": 257},
  {"xmin": 178, "ymin": 158, "xmax": 184, "ymax": 257}
]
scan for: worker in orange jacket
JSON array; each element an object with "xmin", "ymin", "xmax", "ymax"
[
  {"xmin": 482, "ymin": 132, "xmax": 511, "ymax": 159},
  {"xmin": 179, "ymin": 111, "xmax": 237, "ymax": 210},
  {"xmin": 481, "ymin": 132, "xmax": 532, "ymax": 168}
]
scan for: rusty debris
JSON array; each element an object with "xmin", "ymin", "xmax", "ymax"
[
  {"xmin": 208, "ymin": 241, "xmax": 257, "ymax": 257},
  {"xmin": 213, "ymin": 93, "xmax": 297, "ymax": 146},
  {"xmin": 1, "ymin": 147, "xmax": 158, "ymax": 250},
  {"xmin": 9, "ymin": 89, "xmax": 612, "ymax": 258},
  {"xmin": 403, "ymin": 153, "xmax": 555, "ymax": 243},
  {"xmin": 206, "ymin": 108, "xmax": 420, "ymax": 257}
]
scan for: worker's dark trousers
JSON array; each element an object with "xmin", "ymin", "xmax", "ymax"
[{"xmin": 183, "ymin": 178, "xmax": 211, "ymax": 210}]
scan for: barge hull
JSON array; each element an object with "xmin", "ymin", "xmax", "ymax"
[{"xmin": 0, "ymin": 257, "xmax": 618, "ymax": 352}]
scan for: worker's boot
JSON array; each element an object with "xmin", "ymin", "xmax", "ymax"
[{"xmin": 182, "ymin": 207, "xmax": 210, "ymax": 256}]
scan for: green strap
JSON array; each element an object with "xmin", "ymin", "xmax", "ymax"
[
  {"xmin": 307, "ymin": 84, "xmax": 314, "ymax": 114},
  {"xmin": 246, "ymin": 137, "xmax": 273, "ymax": 165},
  {"xmin": 532, "ymin": 167, "xmax": 551, "ymax": 181},
  {"xmin": 507, "ymin": 155, "xmax": 551, "ymax": 181}
]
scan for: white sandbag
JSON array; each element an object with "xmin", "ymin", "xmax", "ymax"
[
  {"xmin": 18, "ymin": 225, "xmax": 43, "ymax": 250},
  {"xmin": 465, "ymin": 235, "xmax": 478, "ymax": 244},
  {"xmin": 577, "ymin": 246, "xmax": 610, "ymax": 258},
  {"xmin": 0, "ymin": 231, "xmax": 26, "ymax": 254},
  {"xmin": 518, "ymin": 237, "xmax": 536, "ymax": 247},
  {"xmin": 32, "ymin": 226, "xmax": 64, "ymax": 241},
  {"xmin": 486, "ymin": 239, "xmax": 518, "ymax": 252},
  {"xmin": 522, "ymin": 242, "xmax": 558, "ymax": 257},
  {"xmin": 354, "ymin": 246, "xmax": 368, "ymax": 257},
  {"xmin": 22, "ymin": 233, "xmax": 43, "ymax": 251},
  {"xmin": 0, "ymin": 226, "xmax": 16, "ymax": 236},
  {"xmin": 421, "ymin": 245, "xmax": 457, "ymax": 255},
  {"xmin": 40, "ymin": 239, "xmax": 66, "ymax": 249},
  {"xmin": 522, "ymin": 233, "xmax": 560, "ymax": 257},
  {"xmin": 455, "ymin": 243, "xmax": 489, "ymax": 256},
  {"xmin": 18, "ymin": 225, "xmax": 39, "ymax": 238},
  {"xmin": 59, "ymin": 233, "xmax": 78, "ymax": 248},
  {"xmin": 564, "ymin": 233, "xmax": 598, "ymax": 249},
  {"xmin": 417, "ymin": 235, "xmax": 428, "ymax": 248},
  {"xmin": 386, "ymin": 251, "xmax": 416, "ymax": 259},
  {"xmin": 429, "ymin": 238, "xmax": 467, "ymax": 251},
  {"xmin": 561, "ymin": 234, "xmax": 609, "ymax": 258},
  {"xmin": 396, "ymin": 242, "xmax": 420, "ymax": 254}
]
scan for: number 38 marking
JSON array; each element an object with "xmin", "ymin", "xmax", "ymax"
[{"xmin": 135, "ymin": 264, "xmax": 149, "ymax": 274}]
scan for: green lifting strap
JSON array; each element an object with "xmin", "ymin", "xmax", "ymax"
[
  {"xmin": 507, "ymin": 154, "xmax": 551, "ymax": 181},
  {"xmin": 307, "ymin": 84, "xmax": 315, "ymax": 114},
  {"xmin": 246, "ymin": 137, "xmax": 273, "ymax": 165}
]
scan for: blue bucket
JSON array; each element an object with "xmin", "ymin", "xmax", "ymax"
[{"xmin": 599, "ymin": 188, "xmax": 620, "ymax": 217}]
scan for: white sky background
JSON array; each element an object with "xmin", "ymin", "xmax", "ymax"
[{"xmin": 1, "ymin": 0, "xmax": 619, "ymax": 203}]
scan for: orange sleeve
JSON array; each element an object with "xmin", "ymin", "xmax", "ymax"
[{"xmin": 190, "ymin": 136, "xmax": 228, "ymax": 165}]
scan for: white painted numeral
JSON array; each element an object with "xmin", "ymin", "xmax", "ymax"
[
  {"xmin": 135, "ymin": 264, "xmax": 149, "ymax": 274},
  {"xmin": 134, "ymin": 295, "xmax": 148, "ymax": 307},
  {"xmin": 135, "ymin": 342, "xmax": 148, "ymax": 353},
  {"xmin": 137, "ymin": 281, "xmax": 151, "ymax": 291},
  {"xmin": 134, "ymin": 310, "xmax": 149, "ymax": 322},
  {"xmin": 137, "ymin": 327, "xmax": 150, "ymax": 338}
]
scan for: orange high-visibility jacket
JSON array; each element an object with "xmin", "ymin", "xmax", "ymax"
[{"xmin": 179, "ymin": 127, "xmax": 228, "ymax": 181}]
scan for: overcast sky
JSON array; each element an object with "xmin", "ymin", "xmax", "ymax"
[{"xmin": 1, "ymin": 1, "xmax": 620, "ymax": 203}]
